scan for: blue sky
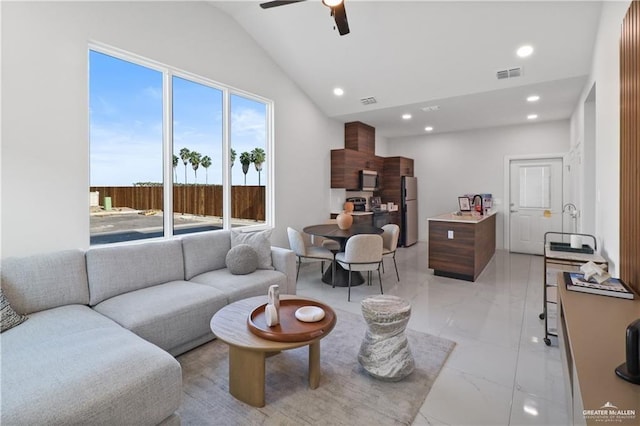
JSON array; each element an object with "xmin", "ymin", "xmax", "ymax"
[{"xmin": 89, "ymin": 50, "xmax": 268, "ymax": 187}]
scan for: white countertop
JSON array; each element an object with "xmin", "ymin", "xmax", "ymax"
[
  {"xmin": 332, "ymin": 210, "xmax": 400, "ymax": 216},
  {"xmin": 428, "ymin": 210, "xmax": 497, "ymax": 224}
]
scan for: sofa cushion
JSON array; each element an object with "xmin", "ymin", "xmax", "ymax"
[
  {"xmin": 271, "ymin": 246, "xmax": 298, "ymax": 295},
  {"xmin": 181, "ymin": 230, "xmax": 232, "ymax": 280},
  {"xmin": 86, "ymin": 239, "xmax": 185, "ymax": 306},
  {"xmin": 231, "ymin": 229, "xmax": 274, "ymax": 270},
  {"xmin": 190, "ymin": 268, "xmax": 286, "ymax": 304},
  {"xmin": 226, "ymin": 244, "xmax": 258, "ymax": 275},
  {"xmin": 0, "ymin": 305, "xmax": 181, "ymax": 425},
  {"xmin": 92, "ymin": 280, "xmax": 227, "ymax": 355},
  {"xmin": 0, "ymin": 249, "xmax": 89, "ymax": 314},
  {"xmin": 0, "ymin": 289, "xmax": 27, "ymax": 332}
]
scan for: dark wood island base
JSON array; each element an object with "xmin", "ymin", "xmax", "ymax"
[{"xmin": 428, "ymin": 212, "xmax": 496, "ymax": 282}]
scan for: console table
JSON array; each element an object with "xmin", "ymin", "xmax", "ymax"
[{"xmin": 557, "ymin": 274, "xmax": 640, "ymax": 425}]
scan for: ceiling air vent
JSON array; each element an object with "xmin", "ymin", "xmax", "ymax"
[
  {"xmin": 496, "ymin": 66, "xmax": 523, "ymax": 80},
  {"xmin": 421, "ymin": 105, "xmax": 440, "ymax": 112},
  {"xmin": 360, "ymin": 97, "xmax": 377, "ymax": 105}
]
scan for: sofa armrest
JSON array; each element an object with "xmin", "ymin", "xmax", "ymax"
[{"xmin": 271, "ymin": 246, "xmax": 297, "ymax": 295}]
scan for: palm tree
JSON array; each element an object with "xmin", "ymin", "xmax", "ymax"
[
  {"xmin": 201, "ymin": 155, "xmax": 212, "ymax": 185},
  {"xmin": 172, "ymin": 154, "xmax": 179, "ymax": 183},
  {"xmin": 189, "ymin": 151, "xmax": 201, "ymax": 183},
  {"xmin": 179, "ymin": 147, "xmax": 191, "ymax": 184},
  {"xmin": 240, "ymin": 152, "xmax": 251, "ymax": 185},
  {"xmin": 251, "ymin": 148, "xmax": 266, "ymax": 186},
  {"xmin": 230, "ymin": 148, "xmax": 237, "ymax": 168}
]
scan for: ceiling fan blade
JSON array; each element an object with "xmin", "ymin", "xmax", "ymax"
[
  {"xmin": 260, "ymin": 0, "xmax": 306, "ymax": 9},
  {"xmin": 331, "ymin": 2, "xmax": 350, "ymax": 36}
]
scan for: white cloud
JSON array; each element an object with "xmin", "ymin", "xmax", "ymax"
[
  {"xmin": 90, "ymin": 121, "xmax": 163, "ymax": 186},
  {"xmin": 95, "ymin": 96, "xmax": 118, "ymax": 116},
  {"xmin": 231, "ymin": 107, "xmax": 266, "ymax": 143},
  {"xmin": 143, "ymin": 86, "xmax": 162, "ymax": 101}
]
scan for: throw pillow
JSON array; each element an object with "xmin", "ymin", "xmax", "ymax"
[
  {"xmin": 1, "ymin": 289, "xmax": 27, "ymax": 333},
  {"xmin": 225, "ymin": 244, "xmax": 259, "ymax": 275},
  {"xmin": 230, "ymin": 229, "xmax": 274, "ymax": 270}
]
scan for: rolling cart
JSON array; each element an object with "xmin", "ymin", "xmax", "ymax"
[{"xmin": 540, "ymin": 232, "xmax": 607, "ymax": 346}]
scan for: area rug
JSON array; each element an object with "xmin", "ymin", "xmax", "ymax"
[{"xmin": 176, "ymin": 309, "xmax": 455, "ymax": 425}]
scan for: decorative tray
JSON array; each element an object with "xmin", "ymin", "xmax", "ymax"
[
  {"xmin": 549, "ymin": 241, "xmax": 594, "ymax": 254},
  {"xmin": 247, "ymin": 299, "xmax": 336, "ymax": 342}
]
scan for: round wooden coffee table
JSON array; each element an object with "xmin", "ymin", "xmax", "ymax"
[{"xmin": 210, "ymin": 295, "xmax": 337, "ymax": 407}]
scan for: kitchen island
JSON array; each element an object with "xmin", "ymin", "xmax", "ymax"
[{"xmin": 428, "ymin": 211, "xmax": 497, "ymax": 282}]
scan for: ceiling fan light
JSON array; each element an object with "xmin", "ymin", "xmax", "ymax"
[{"xmin": 322, "ymin": 0, "xmax": 343, "ymax": 7}]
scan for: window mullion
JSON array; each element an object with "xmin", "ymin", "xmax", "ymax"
[
  {"xmin": 267, "ymin": 103, "xmax": 274, "ymax": 227},
  {"xmin": 222, "ymin": 89, "xmax": 231, "ymax": 229},
  {"xmin": 163, "ymin": 71, "xmax": 174, "ymax": 237}
]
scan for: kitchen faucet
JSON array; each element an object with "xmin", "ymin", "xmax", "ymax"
[{"xmin": 473, "ymin": 195, "xmax": 483, "ymax": 215}]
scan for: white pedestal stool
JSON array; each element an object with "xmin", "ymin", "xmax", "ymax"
[{"xmin": 358, "ymin": 295, "xmax": 415, "ymax": 381}]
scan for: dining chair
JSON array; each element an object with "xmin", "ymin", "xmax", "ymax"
[
  {"xmin": 287, "ymin": 227, "xmax": 335, "ymax": 282},
  {"xmin": 381, "ymin": 224, "xmax": 400, "ymax": 282},
  {"xmin": 335, "ymin": 234, "xmax": 383, "ymax": 302}
]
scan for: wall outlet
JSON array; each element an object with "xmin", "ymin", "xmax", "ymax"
[{"xmin": 447, "ymin": 230, "xmax": 454, "ymax": 239}]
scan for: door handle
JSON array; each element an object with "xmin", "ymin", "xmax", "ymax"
[{"xmin": 510, "ymin": 210, "xmax": 519, "ymax": 213}]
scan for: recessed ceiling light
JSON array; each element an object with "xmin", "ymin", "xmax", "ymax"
[
  {"xmin": 517, "ymin": 45, "xmax": 534, "ymax": 58},
  {"xmin": 527, "ymin": 95, "xmax": 540, "ymax": 102},
  {"xmin": 425, "ymin": 126, "xmax": 434, "ymax": 132},
  {"xmin": 333, "ymin": 87, "xmax": 344, "ymax": 96},
  {"xmin": 523, "ymin": 404, "xmax": 539, "ymax": 417},
  {"xmin": 527, "ymin": 114, "xmax": 538, "ymax": 120},
  {"xmin": 322, "ymin": 0, "xmax": 343, "ymax": 7},
  {"xmin": 402, "ymin": 114, "xmax": 412, "ymax": 120}
]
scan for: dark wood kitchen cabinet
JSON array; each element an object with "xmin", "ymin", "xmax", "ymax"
[
  {"xmin": 331, "ymin": 121, "xmax": 385, "ymax": 190},
  {"xmin": 374, "ymin": 156, "xmax": 385, "ymax": 174},
  {"xmin": 331, "ymin": 149, "xmax": 368, "ymax": 189},
  {"xmin": 384, "ymin": 156, "xmax": 414, "ymax": 177},
  {"xmin": 428, "ymin": 212, "xmax": 496, "ymax": 281},
  {"xmin": 345, "ymin": 121, "xmax": 375, "ymax": 155},
  {"xmin": 380, "ymin": 156, "xmax": 414, "ymax": 207},
  {"xmin": 331, "ymin": 150, "xmax": 383, "ymax": 190}
]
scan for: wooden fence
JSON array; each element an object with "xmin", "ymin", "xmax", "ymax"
[{"xmin": 90, "ymin": 185, "xmax": 265, "ymax": 221}]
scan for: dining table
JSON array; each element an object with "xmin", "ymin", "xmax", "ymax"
[{"xmin": 302, "ymin": 223, "xmax": 384, "ymax": 287}]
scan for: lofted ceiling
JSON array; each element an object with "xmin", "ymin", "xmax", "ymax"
[{"xmin": 212, "ymin": 1, "xmax": 602, "ymax": 138}]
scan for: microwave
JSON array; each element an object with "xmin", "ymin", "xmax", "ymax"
[{"xmin": 359, "ymin": 170, "xmax": 379, "ymax": 191}]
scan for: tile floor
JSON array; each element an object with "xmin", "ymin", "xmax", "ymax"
[{"xmin": 295, "ymin": 242, "xmax": 569, "ymax": 426}]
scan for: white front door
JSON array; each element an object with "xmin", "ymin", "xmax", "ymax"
[{"xmin": 509, "ymin": 158, "xmax": 563, "ymax": 254}]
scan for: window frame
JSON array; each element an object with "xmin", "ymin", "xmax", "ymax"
[{"xmin": 89, "ymin": 42, "xmax": 274, "ymax": 244}]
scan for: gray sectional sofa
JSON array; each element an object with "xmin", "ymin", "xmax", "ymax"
[{"xmin": 0, "ymin": 229, "xmax": 296, "ymax": 425}]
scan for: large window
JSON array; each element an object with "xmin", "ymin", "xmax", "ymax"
[
  {"xmin": 231, "ymin": 94, "xmax": 269, "ymax": 226},
  {"xmin": 171, "ymin": 76, "xmax": 224, "ymax": 236},
  {"xmin": 89, "ymin": 46, "xmax": 272, "ymax": 245}
]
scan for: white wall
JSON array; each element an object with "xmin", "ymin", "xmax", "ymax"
[
  {"xmin": 1, "ymin": 1, "xmax": 342, "ymax": 256},
  {"xmin": 384, "ymin": 120, "xmax": 570, "ymax": 248},
  {"xmin": 569, "ymin": 0, "xmax": 631, "ymax": 276}
]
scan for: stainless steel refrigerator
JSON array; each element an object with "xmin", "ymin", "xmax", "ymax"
[{"xmin": 401, "ymin": 176, "xmax": 418, "ymax": 247}]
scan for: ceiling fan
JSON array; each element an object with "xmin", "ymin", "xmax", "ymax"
[{"xmin": 259, "ymin": 0, "xmax": 350, "ymax": 36}]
